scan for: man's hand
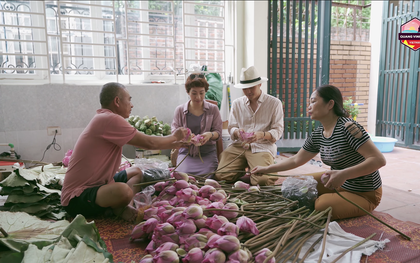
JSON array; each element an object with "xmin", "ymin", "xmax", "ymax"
[
  {"xmin": 247, "ymin": 131, "xmax": 265, "ymax": 143},
  {"xmin": 234, "ymin": 129, "xmax": 244, "ymax": 140},
  {"xmin": 173, "ymin": 127, "xmax": 189, "ymax": 141},
  {"xmin": 251, "ymin": 166, "xmax": 268, "ymax": 176}
]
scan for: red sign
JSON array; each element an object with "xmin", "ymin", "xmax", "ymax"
[{"xmin": 399, "ymin": 18, "xmax": 420, "ymax": 51}]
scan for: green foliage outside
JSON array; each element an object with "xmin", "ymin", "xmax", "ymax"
[{"xmin": 343, "ymin": 97, "xmax": 360, "ymax": 119}]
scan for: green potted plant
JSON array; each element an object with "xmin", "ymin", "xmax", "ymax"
[{"xmin": 343, "ymin": 97, "xmax": 360, "ymax": 121}]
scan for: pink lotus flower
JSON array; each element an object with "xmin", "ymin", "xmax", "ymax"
[
  {"xmin": 173, "ymin": 171, "xmax": 189, "ymax": 181},
  {"xmin": 248, "ymin": 185, "xmax": 260, "ymax": 192},
  {"xmin": 139, "ymin": 255, "xmax": 154, "ymax": 263},
  {"xmin": 167, "ymin": 211, "xmax": 184, "ymax": 225},
  {"xmin": 205, "ymin": 179, "xmax": 221, "ymax": 189},
  {"xmin": 214, "ymin": 235, "xmax": 241, "ymax": 253},
  {"xmin": 143, "ymin": 218, "xmax": 160, "ymax": 234},
  {"xmin": 217, "ymin": 222, "xmax": 239, "ymax": 237},
  {"xmin": 154, "ymin": 250, "xmax": 180, "ymax": 263},
  {"xmin": 158, "ymin": 209, "xmax": 173, "ymax": 223},
  {"xmin": 194, "ymin": 216, "xmax": 207, "ymax": 229},
  {"xmin": 233, "ymin": 181, "xmax": 250, "ymax": 190},
  {"xmin": 174, "ymin": 180, "xmax": 190, "ymax": 190},
  {"xmin": 153, "ymin": 200, "xmax": 170, "ymax": 207},
  {"xmin": 254, "ymin": 248, "xmax": 275, "ymax": 263},
  {"xmin": 206, "ymin": 202, "xmax": 224, "ymax": 215},
  {"xmin": 176, "ymin": 188, "xmax": 197, "ymax": 203},
  {"xmin": 205, "ymin": 215, "xmax": 229, "ymax": 232},
  {"xmin": 62, "ymin": 149, "xmax": 73, "ymax": 167},
  {"xmin": 182, "ymin": 128, "xmax": 192, "ymax": 143},
  {"xmin": 155, "ymin": 242, "xmax": 179, "ymax": 255},
  {"xmin": 183, "ymin": 233, "xmax": 208, "ymax": 251},
  {"xmin": 130, "ymin": 221, "xmax": 146, "ymax": 241},
  {"xmin": 144, "ymin": 206, "xmax": 159, "ymax": 220},
  {"xmin": 145, "ymin": 240, "xmax": 156, "ymax": 254},
  {"xmin": 183, "ymin": 204, "xmax": 203, "ymax": 219},
  {"xmin": 220, "ymin": 203, "xmax": 239, "ymax": 219},
  {"xmin": 191, "ymin": 134, "xmax": 204, "ymax": 146},
  {"xmin": 188, "ymin": 176, "xmax": 197, "ymax": 184},
  {"xmin": 203, "ymin": 248, "xmax": 226, "ymax": 263},
  {"xmin": 155, "ymin": 181, "xmax": 170, "ymax": 192},
  {"xmin": 182, "ymin": 247, "xmax": 204, "ymax": 263},
  {"xmin": 236, "ymin": 216, "xmax": 259, "ymax": 235},
  {"xmin": 190, "ymin": 184, "xmax": 199, "ymax": 191},
  {"xmin": 173, "ymin": 218, "xmax": 197, "ymax": 235},
  {"xmin": 165, "ymin": 185, "xmax": 178, "ymax": 195},
  {"xmin": 197, "ymin": 197, "xmax": 212, "ymax": 206},
  {"xmin": 198, "ymin": 228, "xmax": 216, "ymax": 239},
  {"xmin": 227, "ymin": 249, "xmax": 251, "ymax": 263},
  {"xmin": 209, "ymin": 191, "xmax": 226, "ymax": 202},
  {"xmin": 156, "ymin": 223, "xmax": 176, "ymax": 235},
  {"xmin": 239, "ymin": 130, "xmax": 254, "ymax": 143},
  {"xmin": 153, "ymin": 232, "xmax": 180, "ymax": 247},
  {"xmin": 198, "ymin": 185, "xmax": 217, "ymax": 198},
  {"xmin": 206, "ymin": 233, "xmax": 221, "ymax": 249}
]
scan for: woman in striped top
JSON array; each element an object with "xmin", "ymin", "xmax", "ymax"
[{"xmin": 252, "ymin": 85, "xmax": 386, "ymax": 220}]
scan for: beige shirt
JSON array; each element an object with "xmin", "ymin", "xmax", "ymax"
[{"xmin": 228, "ymin": 92, "xmax": 284, "ymax": 157}]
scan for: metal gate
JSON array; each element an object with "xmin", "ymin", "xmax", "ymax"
[
  {"xmin": 268, "ymin": 0, "xmax": 331, "ymax": 152},
  {"xmin": 377, "ymin": 1, "xmax": 420, "ymax": 150}
]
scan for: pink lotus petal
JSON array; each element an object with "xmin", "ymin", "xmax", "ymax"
[
  {"xmin": 191, "ymin": 134, "xmax": 204, "ymax": 146},
  {"xmin": 183, "ymin": 204, "xmax": 203, "ymax": 219},
  {"xmin": 143, "ymin": 218, "xmax": 160, "ymax": 234},
  {"xmin": 145, "ymin": 240, "xmax": 156, "ymax": 255},
  {"xmin": 209, "ymin": 192, "xmax": 226, "ymax": 202},
  {"xmin": 239, "ymin": 130, "xmax": 254, "ymax": 143},
  {"xmin": 130, "ymin": 221, "xmax": 146, "ymax": 241},
  {"xmin": 155, "ymin": 242, "xmax": 179, "ymax": 255},
  {"xmin": 194, "ymin": 216, "xmax": 207, "ymax": 229},
  {"xmin": 176, "ymin": 188, "xmax": 197, "ymax": 203},
  {"xmin": 154, "ymin": 250, "xmax": 179, "ymax": 263},
  {"xmin": 203, "ymin": 248, "xmax": 226, "ymax": 263},
  {"xmin": 173, "ymin": 171, "xmax": 189, "ymax": 181},
  {"xmin": 199, "ymin": 185, "xmax": 217, "ymax": 198},
  {"xmin": 206, "ymin": 234, "xmax": 221, "ymax": 249},
  {"xmin": 233, "ymin": 181, "xmax": 250, "ymax": 190},
  {"xmin": 182, "ymin": 247, "xmax": 204, "ymax": 263},
  {"xmin": 173, "ymin": 218, "xmax": 197, "ymax": 235},
  {"xmin": 220, "ymin": 203, "xmax": 239, "ymax": 219},
  {"xmin": 205, "ymin": 215, "xmax": 229, "ymax": 232},
  {"xmin": 254, "ymin": 248, "xmax": 275, "ymax": 263},
  {"xmin": 227, "ymin": 249, "xmax": 251, "ymax": 263},
  {"xmin": 214, "ymin": 235, "xmax": 240, "ymax": 253},
  {"xmin": 154, "ymin": 181, "xmax": 170, "ymax": 192},
  {"xmin": 236, "ymin": 216, "xmax": 259, "ymax": 235},
  {"xmin": 217, "ymin": 222, "xmax": 239, "ymax": 237},
  {"xmin": 166, "ymin": 211, "xmax": 184, "ymax": 225},
  {"xmin": 174, "ymin": 180, "xmax": 190, "ymax": 190},
  {"xmin": 204, "ymin": 179, "xmax": 221, "ymax": 189},
  {"xmin": 144, "ymin": 207, "xmax": 159, "ymax": 220},
  {"xmin": 183, "ymin": 233, "xmax": 208, "ymax": 251},
  {"xmin": 206, "ymin": 202, "xmax": 224, "ymax": 215}
]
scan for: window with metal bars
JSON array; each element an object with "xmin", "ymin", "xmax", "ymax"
[{"xmin": 0, "ymin": 0, "xmax": 228, "ymax": 84}]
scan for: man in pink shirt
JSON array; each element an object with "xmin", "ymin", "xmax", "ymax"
[{"xmin": 61, "ymin": 82, "xmax": 187, "ymax": 221}]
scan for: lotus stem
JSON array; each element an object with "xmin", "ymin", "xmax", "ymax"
[
  {"xmin": 334, "ymin": 189, "xmax": 411, "ymax": 241},
  {"xmin": 0, "ymin": 227, "xmax": 8, "ymax": 237},
  {"xmin": 317, "ymin": 208, "xmax": 332, "ymax": 263},
  {"xmin": 133, "ymin": 177, "xmax": 176, "ymax": 187}
]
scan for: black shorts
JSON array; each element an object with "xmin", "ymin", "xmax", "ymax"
[{"xmin": 63, "ymin": 170, "xmax": 128, "ymax": 218}]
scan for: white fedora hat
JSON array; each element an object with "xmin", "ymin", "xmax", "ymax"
[{"xmin": 234, "ymin": 66, "xmax": 268, "ymax": 89}]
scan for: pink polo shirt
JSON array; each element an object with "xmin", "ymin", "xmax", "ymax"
[{"xmin": 61, "ymin": 109, "xmax": 137, "ymax": 206}]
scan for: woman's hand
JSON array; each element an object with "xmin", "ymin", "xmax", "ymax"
[
  {"xmin": 251, "ymin": 166, "xmax": 268, "ymax": 176},
  {"xmin": 199, "ymin": 132, "xmax": 213, "ymax": 145},
  {"xmin": 322, "ymin": 170, "xmax": 347, "ymax": 190}
]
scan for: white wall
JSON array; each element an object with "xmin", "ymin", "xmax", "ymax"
[
  {"xmin": 368, "ymin": 1, "xmax": 384, "ymax": 135},
  {"xmin": 0, "ymin": 84, "xmax": 188, "ymax": 163}
]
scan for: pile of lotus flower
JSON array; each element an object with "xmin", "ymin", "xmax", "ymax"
[{"xmin": 131, "ymin": 172, "xmax": 331, "ymax": 263}]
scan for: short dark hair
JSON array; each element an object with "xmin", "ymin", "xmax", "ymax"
[
  {"xmin": 185, "ymin": 74, "xmax": 210, "ymax": 93},
  {"xmin": 315, "ymin": 84, "xmax": 349, "ymax": 117},
  {"xmin": 100, "ymin": 82, "xmax": 126, "ymax": 107}
]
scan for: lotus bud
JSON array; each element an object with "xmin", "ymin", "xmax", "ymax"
[
  {"xmin": 248, "ymin": 185, "xmax": 260, "ymax": 192},
  {"xmin": 158, "ymin": 209, "xmax": 173, "ymax": 223},
  {"xmin": 206, "ymin": 234, "xmax": 221, "ymax": 249},
  {"xmin": 165, "ymin": 185, "xmax": 178, "ymax": 195},
  {"xmin": 197, "ymin": 197, "xmax": 212, "ymax": 206},
  {"xmin": 209, "ymin": 191, "xmax": 226, "ymax": 202},
  {"xmin": 156, "ymin": 242, "xmax": 179, "ymax": 255},
  {"xmin": 205, "ymin": 214, "xmax": 229, "ymax": 232},
  {"xmin": 217, "ymin": 222, "xmax": 239, "ymax": 237},
  {"xmin": 188, "ymin": 176, "xmax": 197, "ymax": 183},
  {"xmin": 154, "ymin": 232, "xmax": 180, "ymax": 246},
  {"xmin": 203, "ymin": 248, "xmax": 226, "ymax": 263},
  {"xmin": 174, "ymin": 217, "xmax": 197, "ymax": 235},
  {"xmin": 176, "ymin": 248, "xmax": 187, "ymax": 258},
  {"xmin": 176, "ymin": 188, "xmax": 197, "ymax": 203},
  {"xmin": 172, "ymin": 207, "xmax": 186, "ymax": 213},
  {"xmin": 154, "ymin": 250, "xmax": 180, "ymax": 263},
  {"xmin": 198, "ymin": 228, "xmax": 216, "ymax": 239},
  {"xmin": 236, "ymin": 216, "xmax": 259, "ymax": 235},
  {"xmin": 182, "ymin": 247, "xmax": 204, "ymax": 263},
  {"xmin": 167, "ymin": 211, "xmax": 184, "ymax": 225},
  {"xmin": 217, "ymin": 189, "xmax": 227, "ymax": 197},
  {"xmin": 145, "ymin": 240, "xmax": 156, "ymax": 254},
  {"xmin": 130, "ymin": 221, "xmax": 146, "ymax": 241},
  {"xmin": 254, "ymin": 248, "xmax": 275, "ymax": 263},
  {"xmin": 173, "ymin": 171, "xmax": 189, "ymax": 181},
  {"xmin": 233, "ymin": 181, "xmax": 250, "ymax": 190},
  {"xmin": 183, "ymin": 233, "xmax": 208, "ymax": 251},
  {"xmin": 206, "ymin": 202, "xmax": 224, "ymax": 216},
  {"xmin": 214, "ymin": 235, "xmax": 240, "ymax": 253},
  {"xmin": 139, "ymin": 255, "xmax": 154, "ymax": 263},
  {"xmin": 143, "ymin": 218, "xmax": 160, "ymax": 234},
  {"xmin": 228, "ymin": 249, "xmax": 250, "ymax": 263},
  {"xmin": 199, "ymin": 185, "xmax": 217, "ymax": 198},
  {"xmin": 169, "ymin": 196, "xmax": 180, "ymax": 206},
  {"xmin": 174, "ymin": 180, "xmax": 190, "ymax": 190},
  {"xmin": 144, "ymin": 206, "xmax": 159, "ymax": 220},
  {"xmin": 194, "ymin": 216, "xmax": 207, "ymax": 229},
  {"xmin": 204, "ymin": 179, "xmax": 221, "ymax": 189},
  {"xmin": 156, "ymin": 223, "xmax": 176, "ymax": 235},
  {"xmin": 190, "ymin": 184, "xmax": 199, "ymax": 191},
  {"xmin": 154, "ymin": 181, "xmax": 170, "ymax": 192},
  {"xmin": 220, "ymin": 203, "xmax": 239, "ymax": 219},
  {"xmin": 183, "ymin": 204, "xmax": 203, "ymax": 219}
]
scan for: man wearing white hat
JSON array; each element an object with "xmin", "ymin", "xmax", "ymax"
[{"xmin": 214, "ymin": 66, "xmax": 284, "ymax": 186}]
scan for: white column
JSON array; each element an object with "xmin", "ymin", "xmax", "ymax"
[{"xmin": 368, "ymin": 1, "xmax": 384, "ymax": 135}]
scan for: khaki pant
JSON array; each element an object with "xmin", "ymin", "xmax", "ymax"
[
  {"xmin": 306, "ymin": 172, "xmax": 382, "ymax": 220},
  {"xmin": 214, "ymin": 144, "xmax": 277, "ymax": 186}
]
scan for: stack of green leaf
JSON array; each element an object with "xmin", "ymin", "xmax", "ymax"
[
  {"xmin": 0, "ymin": 168, "xmax": 66, "ymax": 220},
  {"xmin": 128, "ymin": 115, "xmax": 171, "ymax": 136},
  {"xmin": 0, "ymin": 212, "xmax": 113, "ymax": 263}
]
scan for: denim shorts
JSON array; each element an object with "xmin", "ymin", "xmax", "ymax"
[{"xmin": 63, "ymin": 170, "xmax": 128, "ymax": 218}]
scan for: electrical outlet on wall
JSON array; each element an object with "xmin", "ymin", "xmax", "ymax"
[{"xmin": 47, "ymin": 126, "xmax": 62, "ymax": 136}]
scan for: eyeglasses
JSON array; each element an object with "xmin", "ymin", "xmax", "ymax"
[{"xmin": 188, "ymin": 73, "xmax": 205, "ymax": 80}]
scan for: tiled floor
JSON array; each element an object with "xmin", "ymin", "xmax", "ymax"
[{"xmin": 275, "ymin": 146, "xmax": 420, "ymax": 224}]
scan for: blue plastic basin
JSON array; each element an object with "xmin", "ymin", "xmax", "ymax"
[{"xmin": 371, "ymin": 136, "xmax": 398, "ymax": 153}]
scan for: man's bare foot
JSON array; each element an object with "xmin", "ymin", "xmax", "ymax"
[{"xmin": 114, "ymin": 205, "xmax": 138, "ymax": 222}]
